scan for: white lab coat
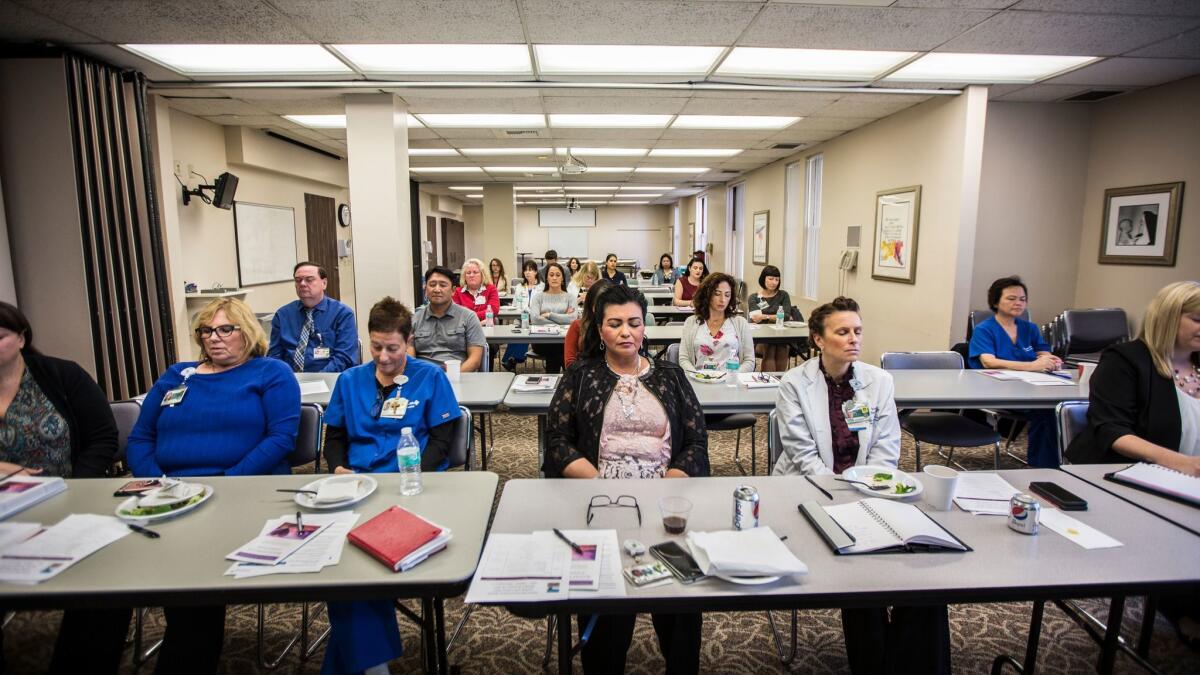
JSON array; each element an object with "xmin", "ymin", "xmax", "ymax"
[{"xmin": 771, "ymin": 358, "xmax": 901, "ymax": 476}]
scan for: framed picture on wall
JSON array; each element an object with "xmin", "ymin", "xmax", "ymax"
[
  {"xmin": 871, "ymin": 186, "xmax": 921, "ymax": 284},
  {"xmin": 752, "ymin": 210, "xmax": 770, "ymax": 265},
  {"xmin": 1098, "ymin": 182, "xmax": 1183, "ymax": 266}
]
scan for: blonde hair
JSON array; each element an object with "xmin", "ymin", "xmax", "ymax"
[
  {"xmin": 191, "ymin": 297, "xmax": 268, "ymax": 363},
  {"xmin": 1139, "ymin": 280, "xmax": 1200, "ymax": 378},
  {"xmin": 461, "ymin": 258, "xmax": 486, "ymax": 288},
  {"xmin": 572, "ymin": 260, "xmax": 600, "ymax": 288}
]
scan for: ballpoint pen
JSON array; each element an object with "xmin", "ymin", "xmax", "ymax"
[
  {"xmin": 296, "ymin": 511, "xmax": 303, "ymax": 533},
  {"xmin": 1046, "ymin": 371, "xmax": 1073, "ymax": 380},
  {"xmin": 805, "ymin": 475, "xmax": 833, "ymax": 500},
  {"xmin": 552, "ymin": 528, "xmax": 584, "ymax": 554},
  {"xmin": 127, "ymin": 523, "xmax": 160, "ymax": 539}
]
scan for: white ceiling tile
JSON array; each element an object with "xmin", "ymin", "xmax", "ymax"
[
  {"xmin": 539, "ymin": 87, "xmax": 692, "ymax": 99},
  {"xmin": 521, "ymin": 0, "xmax": 759, "ymax": 45},
  {"xmin": 398, "ymin": 96, "xmax": 544, "ymax": 114},
  {"xmin": 272, "ymin": 0, "xmax": 525, "ymax": 43},
  {"xmin": 385, "ymin": 87, "xmax": 540, "ymax": 100},
  {"xmin": 680, "ymin": 93, "xmax": 840, "ymax": 116},
  {"xmin": 25, "ymin": 0, "xmax": 313, "ymax": 43},
  {"xmin": 986, "ymin": 83, "xmax": 1032, "ymax": 98},
  {"xmin": 658, "ymin": 129, "xmax": 774, "ymax": 142},
  {"xmin": 992, "ymin": 83, "xmax": 1101, "ymax": 100},
  {"xmin": 809, "ymin": 93, "xmax": 934, "ymax": 117},
  {"xmin": 1010, "ymin": 1, "xmax": 1200, "ymax": 16},
  {"xmin": 250, "ymin": 97, "xmax": 347, "ymax": 115},
  {"xmin": 896, "ymin": 1, "xmax": 1017, "ymax": 7},
  {"xmin": 936, "ymin": 10, "xmax": 1200, "ymax": 56},
  {"xmin": 541, "ymin": 96, "xmax": 686, "ymax": 114},
  {"xmin": 1126, "ymin": 28, "xmax": 1200, "ymax": 58},
  {"xmin": 199, "ymin": 115, "xmax": 299, "ymax": 127},
  {"xmin": 406, "ymin": 129, "xmax": 442, "ymax": 141},
  {"xmin": 1045, "ymin": 57, "xmax": 1200, "ymax": 86},
  {"xmin": 768, "ymin": 129, "xmax": 844, "ymax": 143},
  {"xmin": 740, "ymin": 4, "xmax": 994, "ymax": 50},
  {"xmin": 165, "ymin": 97, "xmax": 271, "ymax": 116},
  {"xmin": 0, "ymin": 1, "xmax": 99, "ymax": 42},
  {"xmin": 321, "ymin": 128, "xmax": 348, "ymax": 140},
  {"xmin": 547, "ymin": 129, "xmax": 667, "ymax": 141}
]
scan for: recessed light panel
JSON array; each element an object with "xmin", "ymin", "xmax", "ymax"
[
  {"xmin": 408, "ymin": 167, "xmax": 485, "ymax": 173},
  {"xmin": 619, "ymin": 185, "xmax": 676, "ymax": 191},
  {"xmin": 448, "ymin": 186, "xmax": 483, "ymax": 191},
  {"xmin": 634, "ymin": 167, "xmax": 709, "ymax": 173},
  {"xmin": 484, "ymin": 166, "xmax": 560, "ymax": 173},
  {"xmin": 535, "ymin": 45, "xmax": 723, "ymax": 76},
  {"xmin": 409, "ymin": 148, "xmax": 459, "ymax": 156},
  {"xmin": 580, "ymin": 167, "xmax": 635, "ymax": 173},
  {"xmin": 460, "ymin": 148, "xmax": 553, "ymax": 156},
  {"xmin": 549, "ymin": 114, "xmax": 672, "ymax": 128},
  {"xmin": 122, "ymin": 44, "xmax": 351, "ymax": 75},
  {"xmin": 555, "ymin": 186, "xmax": 621, "ymax": 190},
  {"xmin": 648, "ymin": 149, "xmax": 743, "ymax": 157},
  {"xmin": 716, "ymin": 48, "xmax": 914, "ymax": 80},
  {"xmin": 513, "ymin": 186, "xmax": 562, "ymax": 191},
  {"xmin": 417, "ymin": 114, "xmax": 546, "ymax": 128},
  {"xmin": 671, "ymin": 115, "xmax": 799, "ymax": 130},
  {"xmin": 611, "ymin": 201, "xmax": 650, "ymax": 205},
  {"xmin": 332, "ymin": 44, "xmax": 531, "ymax": 75},
  {"xmin": 557, "ymin": 148, "xmax": 648, "ymax": 157},
  {"xmin": 884, "ymin": 53, "xmax": 1099, "ymax": 84},
  {"xmin": 465, "ymin": 194, "xmax": 484, "ymax": 198}
]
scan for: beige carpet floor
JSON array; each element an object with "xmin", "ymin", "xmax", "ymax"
[{"xmin": 3, "ymin": 413, "xmax": 1197, "ymax": 674}]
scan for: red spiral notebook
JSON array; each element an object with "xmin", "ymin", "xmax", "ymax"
[{"xmin": 348, "ymin": 506, "xmax": 452, "ymax": 572}]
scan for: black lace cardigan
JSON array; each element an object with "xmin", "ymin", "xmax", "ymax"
[{"xmin": 542, "ymin": 356, "xmax": 710, "ymax": 478}]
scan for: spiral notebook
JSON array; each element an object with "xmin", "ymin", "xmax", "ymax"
[
  {"xmin": 801, "ymin": 498, "xmax": 970, "ymax": 555},
  {"xmin": 1106, "ymin": 463, "xmax": 1200, "ymax": 507}
]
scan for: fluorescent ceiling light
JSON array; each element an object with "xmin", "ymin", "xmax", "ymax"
[
  {"xmin": 122, "ymin": 44, "xmax": 351, "ymax": 75},
  {"xmin": 465, "ymin": 194, "xmax": 483, "ymax": 198},
  {"xmin": 285, "ymin": 114, "xmax": 422, "ymax": 128},
  {"xmin": 530, "ymin": 201, "xmax": 566, "ymax": 205},
  {"xmin": 409, "ymin": 167, "xmax": 485, "ymax": 173},
  {"xmin": 634, "ymin": 167, "xmax": 709, "ymax": 173},
  {"xmin": 460, "ymin": 147, "xmax": 552, "ymax": 156},
  {"xmin": 332, "ymin": 43, "xmax": 531, "ymax": 75},
  {"xmin": 557, "ymin": 147, "xmax": 648, "ymax": 157},
  {"xmin": 549, "ymin": 114, "xmax": 671, "ymax": 128},
  {"xmin": 513, "ymin": 186, "xmax": 562, "ymax": 191},
  {"xmin": 716, "ymin": 47, "xmax": 914, "ymax": 80},
  {"xmin": 581, "ymin": 167, "xmax": 634, "ymax": 173},
  {"xmin": 612, "ymin": 201, "xmax": 650, "ymax": 205},
  {"xmin": 555, "ymin": 186, "xmax": 620, "ymax": 190},
  {"xmin": 620, "ymin": 185, "xmax": 676, "ymax": 190},
  {"xmin": 613, "ymin": 193, "xmax": 664, "ymax": 198},
  {"xmin": 885, "ymin": 53, "xmax": 1098, "ymax": 84},
  {"xmin": 417, "ymin": 114, "xmax": 545, "ymax": 128},
  {"xmin": 671, "ymin": 115, "xmax": 799, "ymax": 130},
  {"xmin": 448, "ymin": 186, "xmax": 483, "ymax": 191},
  {"xmin": 484, "ymin": 166, "xmax": 559, "ymax": 173},
  {"xmin": 648, "ymin": 148, "xmax": 743, "ymax": 157},
  {"xmin": 535, "ymin": 44, "xmax": 723, "ymax": 76},
  {"xmin": 565, "ymin": 193, "xmax": 614, "ymax": 198},
  {"xmin": 409, "ymin": 148, "xmax": 458, "ymax": 156},
  {"xmin": 577, "ymin": 201, "xmax": 608, "ymax": 205}
]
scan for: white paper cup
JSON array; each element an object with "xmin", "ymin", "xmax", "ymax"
[
  {"xmin": 445, "ymin": 359, "xmax": 461, "ymax": 381},
  {"xmin": 1078, "ymin": 362, "xmax": 1097, "ymax": 386},
  {"xmin": 922, "ymin": 464, "xmax": 960, "ymax": 511}
]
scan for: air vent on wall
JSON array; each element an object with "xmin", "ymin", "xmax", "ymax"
[
  {"xmin": 771, "ymin": 142, "xmax": 802, "ymax": 150},
  {"xmin": 1062, "ymin": 90, "xmax": 1125, "ymax": 102}
]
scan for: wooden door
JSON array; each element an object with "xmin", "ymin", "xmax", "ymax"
[
  {"xmin": 426, "ymin": 215, "xmax": 439, "ymax": 268},
  {"xmin": 441, "ymin": 218, "xmax": 465, "ymax": 271},
  {"xmin": 303, "ymin": 193, "xmax": 340, "ymax": 299}
]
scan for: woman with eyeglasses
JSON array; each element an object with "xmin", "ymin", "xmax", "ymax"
[
  {"xmin": 125, "ymin": 297, "xmax": 299, "ymax": 673},
  {"xmin": 545, "ymin": 283, "xmax": 708, "ymax": 674},
  {"xmin": 319, "ymin": 296, "xmax": 461, "ymax": 674}
]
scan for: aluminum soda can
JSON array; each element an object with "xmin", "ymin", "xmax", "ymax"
[
  {"xmin": 1008, "ymin": 493, "xmax": 1040, "ymax": 535},
  {"xmin": 733, "ymin": 485, "xmax": 760, "ymax": 530}
]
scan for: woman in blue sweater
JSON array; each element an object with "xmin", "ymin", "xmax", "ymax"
[{"xmin": 126, "ymin": 297, "xmax": 300, "ymax": 673}]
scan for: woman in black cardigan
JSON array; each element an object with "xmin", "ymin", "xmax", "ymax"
[
  {"xmin": 1066, "ymin": 281, "xmax": 1200, "ymax": 472},
  {"xmin": 545, "ymin": 284, "xmax": 708, "ymax": 674},
  {"xmin": 0, "ymin": 301, "xmax": 128, "ymax": 674}
]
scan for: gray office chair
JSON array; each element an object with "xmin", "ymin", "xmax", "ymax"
[
  {"xmin": 666, "ymin": 343, "xmax": 759, "ymax": 475},
  {"xmin": 1062, "ymin": 308, "xmax": 1127, "ymax": 363},
  {"xmin": 880, "ymin": 351, "xmax": 1002, "ymax": 471},
  {"xmin": 1055, "ymin": 400, "xmax": 1089, "ymax": 466},
  {"xmin": 447, "ymin": 406, "xmax": 474, "ymax": 471},
  {"xmin": 286, "ymin": 403, "xmax": 324, "ymax": 472}
]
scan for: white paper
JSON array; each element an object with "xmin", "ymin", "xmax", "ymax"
[
  {"xmin": 1040, "ymin": 508, "xmax": 1123, "ymax": 549},
  {"xmin": 299, "ymin": 380, "xmax": 330, "ymax": 395},
  {"xmin": 954, "ymin": 473, "xmax": 1021, "ymax": 515},
  {"xmin": 686, "ymin": 527, "xmax": 808, "ymax": 577},
  {"xmin": 0, "ymin": 515, "xmax": 129, "ymax": 584},
  {"xmin": 226, "ymin": 515, "xmax": 331, "ymax": 565},
  {"xmin": 225, "ymin": 512, "xmax": 360, "ymax": 578},
  {"xmin": 0, "ymin": 523, "xmax": 41, "ymax": 551},
  {"xmin": 558, "ymin": 529, "xmax": 625, "ymax": 598},
  {"xmin": 976, "ymin": 370, "xmax": 1073, "ymax": 385},
  {"xmin": 465, "ymin": 532, "xmax": 570, "ymax": 603}
]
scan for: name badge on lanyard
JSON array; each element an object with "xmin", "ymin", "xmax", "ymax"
[
  {"xmin": 380, "ymin": 391, "xmax": 409, "ymax": 419},
  {"xmin": 842, "ymin": 399, "xmax": 871, "ymax": 432},
  {"xmin": 161, "ymin": 367, "xmax": 196, "ymax": 407},
  {"xmin": 474, "ymin": 293, "xmax": 486, "ymax": 306}
]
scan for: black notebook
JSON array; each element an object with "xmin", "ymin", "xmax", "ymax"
[{"xmin": 801, "ymin": 498, "xmax": 970, "ymax": 554}]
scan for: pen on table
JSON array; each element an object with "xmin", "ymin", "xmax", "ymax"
[
  {"xmin": 127, "ymin": 523, "xmax": 160, "ymax": 539},
  {"xmin": 552, "ymin": 528, "xmax": 584, "ymax": 554},
  {"xmin": 1046, "ymin": 371, "xmax": 1073, "ymax": 380},
  {"xmin": 296, "ymin": 510, "xmax": 303, "ymax": 533},
  {"xmin": 805, "ymin": 475, "xmax": 833, "ymax": 500}
]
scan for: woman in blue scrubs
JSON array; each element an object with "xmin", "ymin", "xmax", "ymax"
[
  {"xmin": 320, "ymin": 296, "xmax": 462, "ymax": 674},
  {"xmin": 968, "ymin": 276, "xmax": 1063, "ymax": 467}
]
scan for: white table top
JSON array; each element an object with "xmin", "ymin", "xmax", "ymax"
[
  {"xmin": 297, "ymin": 372, "xmax": 514, "ymax": 411},
  {"xmin": 483, "ymin": 470, "xmax": 1200, "ymax": 613},
  {"xmin": 1061, "ymin": 463, "xmax": 1200, "ymax": 537},
  {"xmin": 891, "ymin": 369, "xmax": 1088, "ymax": 409},
  {"xmin": 0, "ymin": 472, "xmax": 498, "ymax": 610}
]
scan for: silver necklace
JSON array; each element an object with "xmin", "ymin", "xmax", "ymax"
[
  {"xmin": 607, "ymin": 357, "xmax": 646, "ymax": 420},
  {"xmin": 1174, "ymin": 363, "xmax": 1200, "ymax": 396}
]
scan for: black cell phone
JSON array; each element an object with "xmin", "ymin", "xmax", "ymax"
[
  {"xmin": 1029, "ymin": 481, "xmax": 1088, "ymax": 511},
  {"xmin": 649, "ymin": 541, "xmax": 706, "ymax": 584},
  {"xmin": 113, "ymin": 479, "xmax": 164, "ymax": 497}
]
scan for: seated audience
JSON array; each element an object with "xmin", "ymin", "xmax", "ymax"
[
  {"xmin": 567, "ymin": 256, "xmax": 582, "ymax": 276},
  {"xmin": 544, "ymin": 283, "xmax": 708, "ymax": 674},
  {"xmin": 489, "ymin": 257, "xmax": 509, "ymax": 295},
  {"xmin": 538, "ymin": 249, "xmax": 559, "ymax": 285},
  {"xmin": 570, "ymin": 260, "xmax": 601, "ymax": 298},
  {"xmin": 529, "ymin": 262, "xmax": 576, "ymax": 373},
  {"xmin": 563, "ymin": 279, "xmax": 611, "ymax": 370},
  {"xmin": 652, "ymin": 253, "xmax": 678, "ymax": 285},
  {"xmin": 320, "ymin": 297, "xmax": 461, "ymax": 674},
  {"xmin": 127, "ymin": 297, "xmax": 300, "ymax": 673},
  {"xmin": 968, "ymin": 276, "xmax": 1061, "ymax": 467},
  {"xmin": 269, "ymin": 261, "xmax": 359, "ymax": 372},
  {"xmin": 679, "ymin": 273, "xmax": 755, "ymax": 373},
  {"xmin": 600, "ymin": 253, "xmax": 628, "ymax": 286},
  {"xmin": 673, "ymin": 257, "xmax": 708, "ymax": 308},
  {"xmin": 748, "ymin": 264, "xmax": 797, "ymax": 372},
  {"xmin": 410, "ymin": 267, "xmax": 486, "ymax": 372},
  {"xmin": 503, "ymin": 261, "xmax": 543, "ymax": 372},
  {"xmin": 452, "ymin": 257, "xmax": 500, "ymax": 323},
  {"xmin": 772, "ymin": 297, "xmax": 948, "ymax": 675},
  {"xmin": 0, "ymin": 302, "xmax": 128, "ymax": 675}
]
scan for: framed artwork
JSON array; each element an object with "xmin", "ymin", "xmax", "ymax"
[
  {"xmin": 752, "ymin": 210, "xmax": 770, "ymax": 265},
  {"xmin": 1098, "ymin": 182, "xmax": 1184, "ymax": 266},
  {"xmin": 871, "ymin": 186, "xmax": 921, "ymax": 284}
]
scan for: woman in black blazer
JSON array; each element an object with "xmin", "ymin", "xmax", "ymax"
[{"xmin": 1066, "ymin": 281, "xmax": 1200, "ymax": 474}]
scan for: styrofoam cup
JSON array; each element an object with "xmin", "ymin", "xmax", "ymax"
[{"xmin": 922, "ymin": 464, "xmax": 960, "ymax": 511}]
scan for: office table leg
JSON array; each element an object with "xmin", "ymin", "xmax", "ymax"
[
  {"xmin": 477, "ymin": 413, "xmax": 489, "ymax": 471},
  {"xmin": 434, "ymin": 598, "xmax": 449, "ymax": 675},
  {"xmin": 990, "ymin": 599, "xmax": 1044, "ymax": 674},
  {"xmin": 557, "ymin": 611, "xmax": 573, "ymax": 674},
  {"xmin": 1098, "ymin": 595, "xmax": 1126, "ymax": 675},
  {"xmin": 1136, "ymin": 594, "xmax": 1156, "ymax": 658}
]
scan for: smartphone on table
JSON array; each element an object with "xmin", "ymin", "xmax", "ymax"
[{"xmin": 649, "ymin": 541, "xmax": 706, "ymax": 584}]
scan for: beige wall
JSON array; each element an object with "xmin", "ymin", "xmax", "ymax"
[
  {"xmin": 1073, "ymin": 75, "xmax": 1200, "ymax": 327},
  {"xmin": 736, "ymin": 159, "xmax": 788, "ymax": 293},
  {"xmin": 512, "ymin": 205, "xmax": 671, "ymax": 267}
]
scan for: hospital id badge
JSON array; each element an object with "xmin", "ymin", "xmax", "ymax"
[
  {"xmin": 474, "ymin": 294, "xmax": 486, "ymax": 305},
  {"xmin": 842, "ymin": 400, "xmax": 871, "ymax": 432},
  {"xmin": 161, "ymin": 386, "xmax": 188, "ymax": 407},
  {"xmin": 312, "ymin": 347, "xmax": 331, "ymax": 359},
  {"xmin": 380, "ymin": 397, "xmax": 408, "ymax": 419}
]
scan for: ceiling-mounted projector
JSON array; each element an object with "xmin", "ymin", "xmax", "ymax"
[
  {"xmin": 559, "ymin": 149, "xmax": 588, "ymax": 175},
  {"xmin": 566, "ymin": 198, "xmax": 580, "ymax": 212}
]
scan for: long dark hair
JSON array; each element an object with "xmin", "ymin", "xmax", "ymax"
[
  {"xmin": 684, "ymin": 256, "xmax": 709, "ymax": 280},
  {"xmin": 581, "ymin": 285, "xmax": 647, "ymax": 359},
  {"xmin": 0, "ymin": 301, "xmax": 37, "ymax": 355},
  {"xmin": 693, "ymin": 273, "xmax": 738, "ymax": 321},
  {"xmin": 576, "ymin": 279, "xmax": 612, "ymax": 352},
  {"xmin": 543, "ymin": 262, "xmax": 569, "ymax": 292}
]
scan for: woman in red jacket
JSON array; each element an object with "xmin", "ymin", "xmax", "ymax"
[{"xmin": 452, "ymin": 258, "xmax": 500, "ymax": 323}]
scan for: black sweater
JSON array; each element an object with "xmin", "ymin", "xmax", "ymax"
[{"xmin": 19, "ymin": 353, "xmax": 118, "ymax": 478}]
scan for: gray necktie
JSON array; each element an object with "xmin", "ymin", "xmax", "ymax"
[{"xmin": 293, "ymin": 308, "xmax": 314, "ymax": 372}]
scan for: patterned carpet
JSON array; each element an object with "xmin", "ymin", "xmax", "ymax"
[{"xmin": 3, "ymin": 413, "xmax": 1198, "ymax": 674}]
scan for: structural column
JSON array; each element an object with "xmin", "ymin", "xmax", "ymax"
[{"xmin": 482, "ymin": 184, "xmax": 516, "ymax": 271}]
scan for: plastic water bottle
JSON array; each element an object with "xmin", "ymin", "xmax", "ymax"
[
  {"xmin": 396, "ymin": 427, "xmax": 422, "ymax": 496},
  {"xmin": 520, "ymin": 306, "xmax": 530, "ymax": 330},
  {"xmin": 485, "ymin": 306, "xmax": 494, "ymax": 327},
  {"xmin": 725, "ymin": 357, "xmax": 740, "ymax": 387},
  {"xmin": 776, "ymin": 308, "xmax": 786, "ymax": 328}
]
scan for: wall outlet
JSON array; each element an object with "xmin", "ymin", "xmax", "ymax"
[{"xmin": 173, "ymin": 160, "xmax": 183, "ymax": 177}]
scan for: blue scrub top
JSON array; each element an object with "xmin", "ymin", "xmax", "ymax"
[
  {"xmin": 322, "ymin": 358, "xmax": 462, "ymax": 473},
  {"xmin": 968, "ymin": 317, "xmax": 1051, "ymax": 369}
]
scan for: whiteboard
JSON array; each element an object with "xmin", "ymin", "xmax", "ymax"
[
  {"xmin": 234, "ymin": 202, "xmax": 298, "ymax": 286},
  {"xmin": 546, "ymin": 228, "xmax": 589, "ymax": 260},
  {"xmin": 538, "ymin": 208, "xmax": 596, "ymax": 228}
]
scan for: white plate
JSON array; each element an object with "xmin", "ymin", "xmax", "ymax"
[
  {"xmin": 842, "ymin": 465, "xmax": 924, "ymax": 499},
  {"xmin": 116, "ymin": 484, "xmax": 213, "ymax": 522},
  {"xmin": 714, "ymin": 573, "xmax": 782, "ymax": 585},
  {"xmin": 293, "ymin": 474, "xmax": 378, "ymax": 510},
  {"xmin": 688, "ymin": 371, "xmax": 727, "ymax": 384},
  {"xmin": 134, "ymin": 481, "xmax": 204, "ymax": 508}
]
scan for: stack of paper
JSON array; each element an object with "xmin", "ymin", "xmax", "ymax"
[
  {"xmin": 0, "ymin": 475, "xmax": 67, "ymax": 520},
  {"xmin": 225, "ymin": 513, "xmax": 337, "ymax": 568},
  {"xmin": 528, "ymin": 326, "xmax": 560, "ymax": 335},
  {"xmin": 976, "ymin": 370, "xmax": 1075, "ymax": 386},
  {"xmin": 953, "ymin": 473, "xmax": 1021, "ymax": 515},
  {"xmin": 225, "ymin": 512, "xmax": 359, "ymax": 579},
  {"xmin": 298, "ymin": 380, "xmax": 330, "ymax": 396},
  {"xmin": 686, "ymin": 527, "xmax": 807, "ymax": 577},
  {"xmin": 512, "ymin": 375, "xmax": 559, "ymax": 393},
  {"xmin": 465, "ymin": 530, "xmax": 624, "ymax": 603},
  {"xmin": 0, "ymin": 515, "xmax": 129, "ymax": 584},
  {"xmin": 738, "ymin": 373, "xmax": 780, "ymax": 388}
]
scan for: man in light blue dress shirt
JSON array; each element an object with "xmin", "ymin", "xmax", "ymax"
[{"xmin": 268, "ymin": 261, "xmax": 359, "ymax": 372}]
